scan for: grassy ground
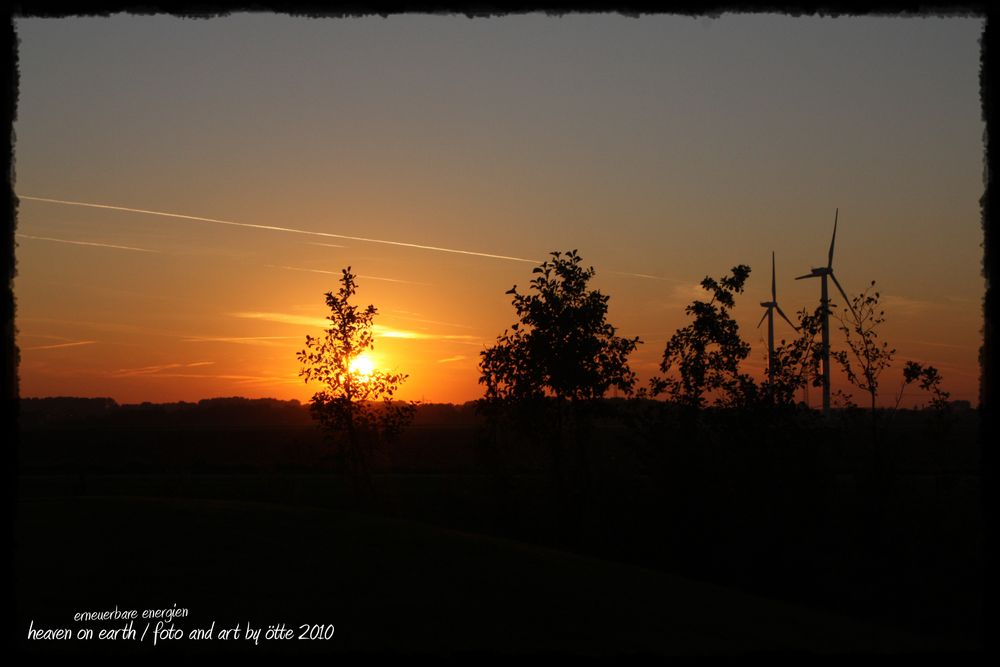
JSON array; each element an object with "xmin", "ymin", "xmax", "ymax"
[{"xmin": 13, "ymin": 495, "xmax": 941, "ymax": 656}]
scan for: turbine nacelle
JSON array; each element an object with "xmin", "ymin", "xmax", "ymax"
[{"xmin": 796, "ymin": 267, "xmax": 830, "ymax": 280}]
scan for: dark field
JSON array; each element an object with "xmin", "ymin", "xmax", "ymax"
[
  {"xmin": 16, "ymin": 495, "xmax": 944, "ymax": 656},
  {"xmin": 13, "ymin": 398, "xmax": 984, "ymax": 655}
]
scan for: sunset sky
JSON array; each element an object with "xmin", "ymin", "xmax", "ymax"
[{"xmin": 13, "ymin": 13, "xmax": 985, "ymax": 406}]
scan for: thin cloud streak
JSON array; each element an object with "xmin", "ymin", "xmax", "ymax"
[
  {"xmin": 610, "ymin": 270, "xmax": 684, "ymax": 283},
  {"xmin": 182, "ymin": 335, "xmax": 301, "ymax": 347},
  {"xmin": 437, "ymin": 355, "xmax": 467, "ymax": 364},
  {"xmin": 19, "ymin": 317, "xmax": 214, "ymax": 341},
  {"xmin": 657, "ymin": 283, "xmax": 708, "ymax": 306},
  {"xmin": 373, "ymin": 324, "xmax": 480, "ymax": 341},
  {"xmin": 110, "ymin": 361, "xmax": 215, "ymax": 377},
  {"xmin": 19, "ymin": 195, "xmax": 540, "ymax": 264},
  {"xmin": 305, "ymin": 242, "xmax": 348, "ymax": 249},
  {"xmin": 229, "ymin": 311, "xmax": 483, "ymax": 342},
  {"xmin": 880, "ymin": 294, "xmax": 940, "ymax": 315},
  {"xmin": 231, "ymin": 312, "xmax": 332, "ymax": 329},
  {"xmin": 383, "ymin": 312, "xmax": 476, "ymax": 330},
  {"xmin": 111, "ymin": 363, "xmax": 184, "ymax": 377},
  {"xmin": 898, "ymin": 338, "xmax": 972, "ymax": 351},
  {"xmin": 264, "ymin": 264, "xmax": 432, "ymax": 286},
  {"xmin": 16, "ymin": 233, "xmax": 158, "ymax": 253},
  {"xmin": 102, "ymin": 369, "xmax": 300, "ymax": 385},
  {"xmin": 135, "ymin": 373, "xmax": 298, "ymax": 384},
  {"xmin": 23, "ymin": 340, "xmax": 97, "ymax": 351}
]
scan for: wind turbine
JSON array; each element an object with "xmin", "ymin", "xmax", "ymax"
[
  {"xmin": 795, "ymin": 209, "xmax": 855, "ymax": 417},
  {"xmin": 757, "ymin": 251, "xmax": 798, "ymax": 393}
]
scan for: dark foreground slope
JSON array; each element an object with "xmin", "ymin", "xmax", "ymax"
[{"xmin": 15, "ymin": 495, "xmax": 934, "ymax": 656}]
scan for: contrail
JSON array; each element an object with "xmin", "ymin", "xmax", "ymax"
[
  {"xmin": 19, "ymin": 195, "xmax": 539, "ymax": 264},
  {"xmin": 16, "ymin": 233, "xmax": 158, "ymax": 253}
]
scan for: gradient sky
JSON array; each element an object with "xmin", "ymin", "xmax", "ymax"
[{"xmin": 13, "ymin": 13, "xmax": 985, "ymax": 406}]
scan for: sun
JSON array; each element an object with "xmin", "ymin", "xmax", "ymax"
[{"xmin": 349, "ymin": 353, "xmax": 376, "ymax": 379}]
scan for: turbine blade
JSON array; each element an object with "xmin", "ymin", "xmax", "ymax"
[
  {"xmin": 795, "ymin": 272, "xmax": 815, "ymax": 280},
  {"xmin": 771, "ymin": 251, "xmax": 776, "ymax": 301},
  {"xmin": 775, "ymin": 303, "xmax": 799, "ymax": 331},
  {"xmin": 828, "ymin": 208, "xmax": 838, "ymax": 269},
  {"xmin": 831, "ymin": 272, "xmax": 855, "ymax": 316},
  {"xmin": 757, "ymin": 309, "xmax": 768, "ymax": 328}
]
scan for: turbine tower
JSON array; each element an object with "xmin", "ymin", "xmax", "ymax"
[
  {"xmin": 795, "ymin": 209, "xmax": 855, "ymax": 417},
  {"xmin": 757, "ymin": 251, "xmax": 798, "ymax": 394}
]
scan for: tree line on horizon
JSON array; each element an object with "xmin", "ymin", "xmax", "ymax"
[{"xmin": 297, "ymin": 249, "xmax": 958, "ymax": 499}]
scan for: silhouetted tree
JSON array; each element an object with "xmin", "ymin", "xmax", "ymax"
[
  {"xmin": 902, "ymin": 361, "xmax": 950, "ymax": 409},
  {"xmin": 297, "ymin": 268, "xmax": 415, "ymax": 499},
  {"xmin": 902, "ymin": 360, "xmax": 956, "ymax": 437},
  {"xmin": 650, "ymin": 265, "xmax": 753, "ymax": 409},
  {"xmin": 831, "ymin": 282, "xmax": 902, "ymax": 558},
  {"xmin": 479, "ymin": 250, "xmax": 641, "ymax": 498},
  {"xmin": 480, "ymin": 250, "xmax": 641, "ymax": 403},
  {"xmin": 832, "ymin": 281, "xmax": 896, "ymax": 421}
]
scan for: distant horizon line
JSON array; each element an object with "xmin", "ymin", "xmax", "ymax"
[{"xmin": 18, "ymin": 394, "xmax": 978, "ymax": 410}]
